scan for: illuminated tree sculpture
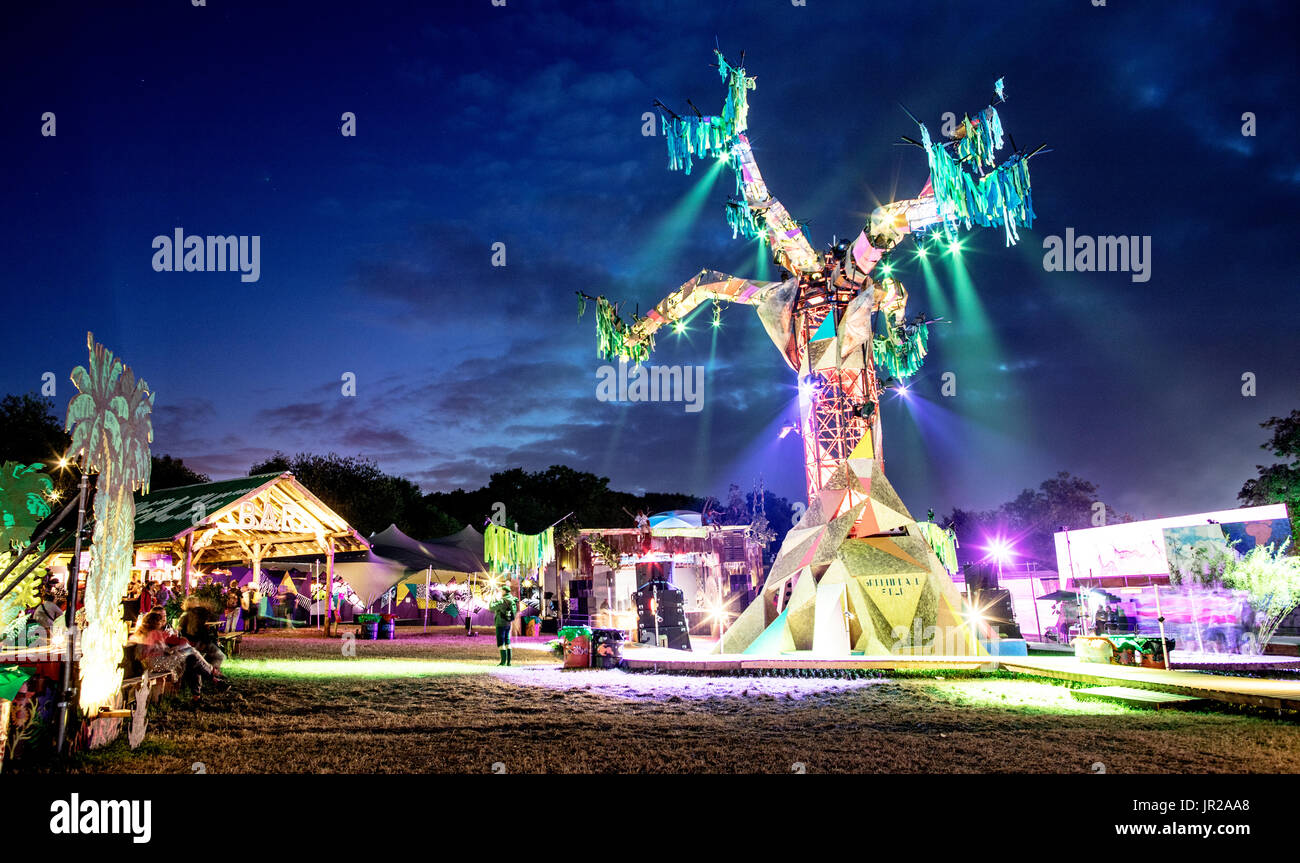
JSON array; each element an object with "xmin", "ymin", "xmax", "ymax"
[
  {"xmin": 582, "ymin": 53, "xmax": 1040, "ymax": 656},
  {"xmin": 65, "ymin": 333, "xmax": 154, "ymax": 713}
]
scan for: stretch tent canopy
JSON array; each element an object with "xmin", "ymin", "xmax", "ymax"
[
  {"xmin": 370, "ymin": 524, "xmax": 488, "ymax": 579},
  {"xmin": 322, "ymin": 525, "xmax": 490, "ymax": 611},
  {"xmin": 332, "ymin": 555, "xmax": 410, "ymax": 608}
]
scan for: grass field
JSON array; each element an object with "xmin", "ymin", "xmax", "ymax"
[{"xmin": 64, "ymin": 630, "xmax": 1300, "ymax": 774}]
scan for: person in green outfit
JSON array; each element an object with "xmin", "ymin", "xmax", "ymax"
[{"xmin": 490, "ymin": 590, "xmax": 519, "ymax": 666}]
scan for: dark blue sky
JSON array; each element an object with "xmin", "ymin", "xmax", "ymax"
[{"xmin": 2, "ymin": 0, "xmax": 1297, "ymax": 523}]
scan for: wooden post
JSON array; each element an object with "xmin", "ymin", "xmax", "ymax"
[
  {"xmin": 182, "ymin": 532, "xmax": 194, "ymax": 594},
  {"xmin": 325, "ymin": 538, "xmax": 335, "ymax": 637},
  {"xmin": 250, "ymin": 541, "xmax": 263, "ymax": 631}
]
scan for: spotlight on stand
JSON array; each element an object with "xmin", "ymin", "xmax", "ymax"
[
  {"xmin": 778, "ymin": 424, "xmax": 800, "ymax": 440},
  {"xmin": 852, "ymin": 401, "xmax": 876, "ymax": 419}
]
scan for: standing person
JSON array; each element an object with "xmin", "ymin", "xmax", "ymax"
[
  {"xmin": 463, "ymin": 606, "xmax": 474, "ymax": 637},
  {"xmin": 490, "ymin": 590, "xmax": 519, "ymax": 666},
  {"xmin": 154, "ymin": 581, "xmax": 173, "ymax": 621},
  {"xmin": 243, "ymin": 581, "xmax": 260, "ymax": 633},
  {"xmin": 223, "ymin": 581, "xmax": 242, "ymax": 633}
]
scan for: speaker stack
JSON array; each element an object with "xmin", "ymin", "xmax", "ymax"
[{"xmin": 632, "ymin": 580, "xmax": 691, "ymax": 650}]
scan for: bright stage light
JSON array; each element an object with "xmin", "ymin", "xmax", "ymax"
[
  {"xmin": 916, "ymin": 246, "xmax": 927, "ymax": 260},
  {"xmin": 948, "ymin": 239, "xmax": 962, "ymax": 256},
  {"xmin": 673, "ymin": 321, "xmax": 686, "ymax": 334},
  {"xmin": 985, "ymin": 537, "xmax": 1015, "ymax": 564},
  {"xmin": 778, "ymin": 424, "xmax": 799, "ymax": 440}
]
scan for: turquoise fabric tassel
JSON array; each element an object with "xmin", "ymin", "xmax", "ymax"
[
  {"xmin": 924, "ymin": 121, "xmax": 1034, "ymax": 245},
  {"xmin": 663, "ymin": 114, "xmax": 732, "ymax": 175},
  {"xmin": 726, "ymin": 199, "xmax": 763, "ymax": 240},
  {"xmin": 716, "ymin": 49, "xmax": 756, "ymax": 138},
  {"xmin": 955, "ymin": 106, "xmax": 1004, "ymax": 173},
  {"xmin": 872, "ymin": 314, "xmax": 930, "ymax": 380}
]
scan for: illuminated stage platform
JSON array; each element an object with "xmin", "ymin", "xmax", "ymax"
[{"xmin": 622, "ymin": 646, "xmax": 1300, "ymax": 711}]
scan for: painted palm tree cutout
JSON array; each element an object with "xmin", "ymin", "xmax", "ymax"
[{"xmin": 65, "ymin": 331, "xmax": 155, "ymax": 714}]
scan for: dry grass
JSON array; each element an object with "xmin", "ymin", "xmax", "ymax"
[{"xmin": 64, "ymin": 630, "xmax": 1300, "ymax": 774}]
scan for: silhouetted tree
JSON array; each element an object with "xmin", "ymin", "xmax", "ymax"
[
  {"xmin": 946, "ymin": 472, "xmax": 1128, "ymax": 565},
  {"xmin": 149, "ymin": 454, "xmax": 210, "ymax": 490},
  {"xmin": 1239, "ymin": 409, "xmax": 1300, "ymax": 538},
  {"xmin": 249, "ymin": 452, "xmax": 458, "ymax": 538}
]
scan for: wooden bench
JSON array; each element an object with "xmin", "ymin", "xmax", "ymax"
[
  {"xmin": 217, "ymin": 632, "xmax": 243, "ymax": 657},
  {"xmin": 119, "ymin": 669, "xmax": 178, "ymax": 706}
]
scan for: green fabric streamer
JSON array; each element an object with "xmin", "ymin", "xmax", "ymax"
[
  {"xmin": 579, "ymin": 295, "xmax": 654, "ymax": 364},
  {"xmin": 919, "ymin": 85, "xmax": 1034, "ymax": 247},
  {"xmin": 484, "ymin": 524, "xmax": 555, "ymax": 573},
  {"xmin": 715, "ymin": 49, "xmax": 755, "ymax": 138},
  {"xmin": 954, "ymin": 107, "xmax": 1004, "ymax": 173},
  {"xmin": 915, "ymin": 521, "xmax": 959, "ymax": 574},
  {"xmin": 661, "ymin": 51, "xmax": 753, "ymax": 177},
  {"xmin": 872, "ymin": 313, "xmax": 930, "ymax": 380}
]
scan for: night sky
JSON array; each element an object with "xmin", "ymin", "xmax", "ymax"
[{"xmin": 2, "ymin": 0, "xmax": 1297, "ymax": 524}]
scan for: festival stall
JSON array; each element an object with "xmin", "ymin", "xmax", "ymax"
[
  {"xmin": 561, "ymin": 513, "xmax": 766, "ymax": 636},
  {"xmin": 1054, "ymin": 504, "xmax": 1295, "ymax": 655},
  {"xmin": 47, "ymin": 471, "xmax": 370, "ymax": 635},
  {"xmin": 484, "ymin": 523, "xmax": 555, "ymax": 635}
]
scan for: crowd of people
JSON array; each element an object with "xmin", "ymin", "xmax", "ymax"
[{"xmin": 120, "ymin": 576, "xmax": 273, "ymax": 700}]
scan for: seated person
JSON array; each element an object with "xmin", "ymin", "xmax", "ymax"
[
  {"xmin": 177, "ymin": 598, "xmax": 226, "ymax": 671},
  {"xmin": 129, "ymin": 609, "xmax": 228, "ymax": 696}
]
